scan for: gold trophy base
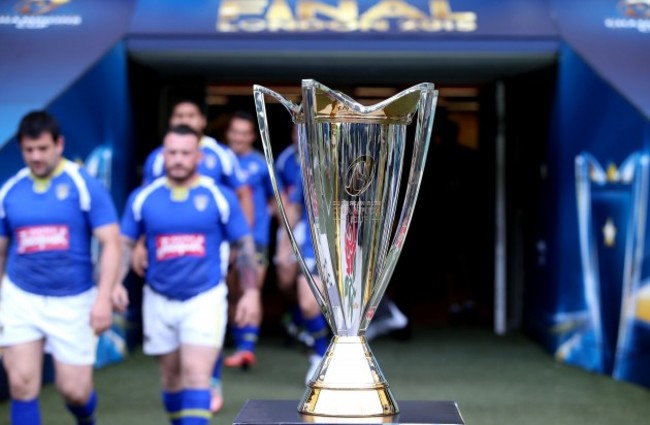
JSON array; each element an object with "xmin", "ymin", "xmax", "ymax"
[{"xmin": 298, "ymin": 336, "xmax": 399, "ymax": 418}]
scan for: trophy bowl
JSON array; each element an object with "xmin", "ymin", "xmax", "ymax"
[{"xmin": 254, "ymin": 79, "xmax": 438, "ymax": 418}]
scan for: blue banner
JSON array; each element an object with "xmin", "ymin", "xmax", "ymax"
[
  {"xmin": 555, "ymin": 153, "xmax": 643, "ymax": 374},
  {"xmin": 615, "ymin": 152, "xmax": 650, "ymax": 387},
  {"xmin": 0, "ymin": 0, "xmax": 136, "ymax": 148},
  {"xmin": 549, "ymin": 0, "xmax": 650, "ymax": 118},
  {"xmin": 528, "ymin": 44, "xmax": 650, "ymax": 389},
  {"xmin": 130, "ymin": 0, "xmax": 556, "ymax": 37}
]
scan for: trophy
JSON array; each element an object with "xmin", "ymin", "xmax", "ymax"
[{"xmin": 254, "ymin": 80, "xmax": 438, "ymax": 418}]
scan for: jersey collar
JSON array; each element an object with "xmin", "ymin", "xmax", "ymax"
[
  {"xmin": 30, "ymin": 158, "xmax": 67, "ymax": 193},
  {"xmin": 165, "ymin": 175, "xmax": 202, "ymax": 202}
]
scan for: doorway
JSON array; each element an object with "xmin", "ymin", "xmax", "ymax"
[{"xmin": 127, "ymin": 56, "xmax": 556, "ymax": 335}]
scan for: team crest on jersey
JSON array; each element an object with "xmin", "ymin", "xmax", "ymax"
[
  {"xmin": 204, "ymin": 154, "xmax": 217, "ymax": 170},
  {"xmin": 55, "ymin": 183, "xmax": 70, "ymax": 200},
  {"xmin": 193, "ymin": 194, "xmax": 209, "ymax": 212}
]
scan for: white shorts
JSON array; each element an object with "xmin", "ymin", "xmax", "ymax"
[
  {"xmin": 142, "ymin": 283, "xmax": 228, "ymax": 356},
  {"xmin": 0, "ymin": 275, "xmax": 97, "ymax": 365},
  {"xmin": 293, "ymin": 220, "xmax": 307, "ymax": 246}
]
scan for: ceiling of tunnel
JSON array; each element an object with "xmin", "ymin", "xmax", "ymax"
[{"xmin": 127, "ymin": 48, "xmax": 558, "ymax": 86}]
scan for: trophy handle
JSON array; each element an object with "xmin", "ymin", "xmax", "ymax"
[
  {"xmin": 253, "ymin": 86, "xmax": 329, "ymax": 312},
  {"xmin": 362, "ymin": 88, "xmax": 438, "ymax": 324}
]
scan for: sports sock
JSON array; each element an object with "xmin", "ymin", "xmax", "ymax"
[
  {"xmin": 11, "ymin": 398, "xmax": 41, "ymax": 425},
  {"xmin": 236, "ymin": 324, "xmax": 259, "ymax": 353},
  {"xmin": 229, "ymin": 324, "xmax": 243, "ymax": 349},
  {"xmin": 291, "ymin": 304, "xmax": 304, "ymax": 327},
  {"xmin": 65, "ymin": 391, "xmax": 97, "ymax": 425},
  {"xmin": 178, "ymin": 388, "xmax": 211, "ymax": 425},
  {"xmin": 162, "ymin": 390, "xmax": 183, "ymax": 425},
  {"xmin": 211, "ymin": 352, "xmax": 223, "ymax": 380},
  {"xmin": 304, "ymin": 313, "xmax": 329, "ymax": 356}
]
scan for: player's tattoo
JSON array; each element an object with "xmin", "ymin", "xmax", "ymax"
[
  {"xmin": 234, "ymin": 234, "xmax": 258, "ymax": 291},
  {"xmin": 118, "ymin": 239, "xmax": 135, "ymax": 282}
]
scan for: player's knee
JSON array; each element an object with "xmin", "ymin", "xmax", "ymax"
[
  {"xmin": 7, "ymin": 370, "xmax": 40, "ymax": 399},
  {"xmin": 57, "ymin": 379, "xmax": 92, "ymax": 404},
  {"xmin": 298, "ymin": 293, "xmax": 320, "ymax": 317}
]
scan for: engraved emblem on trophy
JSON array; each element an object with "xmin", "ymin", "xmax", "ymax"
[{"xmin": 254, "ymin": 79, "xmax": 438, "ymax": 418}]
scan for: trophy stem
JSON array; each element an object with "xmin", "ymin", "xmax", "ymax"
[{"xmin": 299, "ymin": 336, "xmax": 399, "ymax": 417}]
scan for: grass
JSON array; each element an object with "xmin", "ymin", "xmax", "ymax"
[{"xmin": 2, "ymin": 326, "xmax": 650, "ymax": 424}]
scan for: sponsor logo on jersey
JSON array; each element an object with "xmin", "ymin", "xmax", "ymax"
[
  {"xmin": 193, "ymin": 194, "xmax": 209, "ymax": 212},
  {"xmin": 16, "ymin": 225, "xmax": 70, "ymax": 253},
  {"xmin": 155, "ymin": 234, "xmax": 206, "ymax": 260}
]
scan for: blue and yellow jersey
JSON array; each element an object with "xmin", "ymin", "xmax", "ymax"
[
  {"xmin": 237, "ymin": 149, "xmax": 279, "ymax": 246},
  {"xmin": 142, "ymin": 135, "xmax": 247, "ymax": 191},
  {"xmin": 275, "ymin": 144, "xmax": 300, "ymax": 198},
  {"xmin": 0, "ymin": 159, "xmax": 118, "ymax": 296},
  {"xmin": 290, "ymin": 175, "xmax": 314, "ymax": 260},
  {"xmin": 121, "ymin": 176, "xmax": 250, "ymax": 300}
]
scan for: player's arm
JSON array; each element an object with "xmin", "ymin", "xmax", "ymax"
[
  {"xmin": 232, "ymin": 233, "xmax": 261, "ymax": 326},
  {"xmin": 112, "ymin": 236, "xmax": 136, "ymax": 313},
  {"xmin": 117, "ymin": 236, "xmax": 136, "ymax": 285},
  {"xmin": 0, "ymin": 205, "xmax": 10, "ymax": 280},
  {"xmin": 112, "ymin": 188, "xmax": 142, "ymax": 313},
  {"xmin": 277, "ymin": 196, "xmax": 303, "ymax": 246},
  {"xmin": 268, "ymin": 187, "xmax": 289, "ymax": 219},
  {"xmin": 274, "ymin": 191, "xmax": 299, "ymax": 266},
  {"xmin": 0, "ymin": 236, "xmax": 8, "ymax": 278},
  {"xmin": 131, "ymin": 235, "xmax": 148, "ymax": 277},
  {"xmin": 236, "ymin": 184, "xmax": 255, "ymax": 227},
  {"xmin": 91, "ymin": 223, "xmax": 121, "ymax": 334}
]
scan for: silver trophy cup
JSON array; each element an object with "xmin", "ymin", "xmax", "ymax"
[{"xmin": 254, "ymin": 80, "xmax": 438, "ymax": 418}]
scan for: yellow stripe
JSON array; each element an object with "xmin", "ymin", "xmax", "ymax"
[{"xmin": 169, "ymin": 409, "xmax": 212, "ymax": 420}]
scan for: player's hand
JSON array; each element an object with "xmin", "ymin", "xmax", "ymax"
[
  {"xmin": 131, "ymin": 241, "xmax": 148, "ymax": 278},
  {"xmin": 91, "ymin": 296, "xmax": 113, "ymax": 335},
  {"xmin": 112, "ymin": 283, "xmax": 129, "ymax": 313},
  {"xmin": 234, "ymin": 288, "xmax": 261, "ymax": 326}
]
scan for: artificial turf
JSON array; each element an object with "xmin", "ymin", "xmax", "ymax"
[{"xmin": 2, "ymin": 326, "xmax": 650, "ymax": 424}]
